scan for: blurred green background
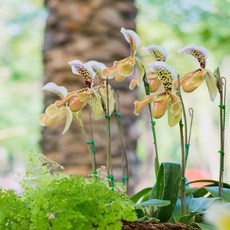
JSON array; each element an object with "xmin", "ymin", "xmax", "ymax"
[{"xmin": 0, "ymin": 0, "xmax": 229, "ymax": 189}]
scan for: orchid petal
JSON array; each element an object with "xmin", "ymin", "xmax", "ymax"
[
  {"xmin": 88, "ymin": 91, "xmax": 103, "ymax": 119},
  {"xmin": 178, "ymin": 44, "xmax": 208, "ymax": 69},
  {"xmin": 129, "ymin": 79, "xmax": 138, "ymax": 90},
  {"xmin": 152, "ymin": 94, "xmax": 170, "ymax": 119},
  {"xmin": 182, "ymin": 69, "xmax": 205, "ymax": 93},
  {"xmin": 204, "ymin": 69, "xmax": 217, "ymax": 101},
  {"xmin": 77, "ymin": 91, "xmax": 91, "ymax": 102},
  {"xmin": 62, "ymin": 108, "xmax": 73, "ymax": 134},
  {"xmin": 146, "ymin": 45, "xmax": 168, "ymax": 61},
  {"xmin": 69, "ymin": 96, "xmax": 89, "ymax": 112},
  {"xmin": 114, "ymin": 73, "xmax": 127, "ymax": 82},
  {"xmin": 149, "ymin": 61, "xmax": 177, "ymax": 92},
  {"xmin": 121, "ymin": 27, "xmax": 141, "ymax": 56},
  {"xmin": 118, "ymin": 63, "xmax": 134, "ymax": 76},
  {"xmin": 134, "ymin": 96, "xmax": 154, "ymax": 115},
  {"xmin": 168, "ymin": 101, "xmax": 182, "ymax": 127},
  {"xmin": 99, "ymin": 87, "xmax": 115, "ymax": 115},
  {"xmin": 42, "ymin": 82, "xmax": 67, "ymax": 99},
  {"xmin": 102, "ymin": 65, "xmax": 116, "ymax": 79},
  {"xmin": 148, "ymin": 77, "xmax": 162, "ymax": 93},
  {"xmin": 38, "ymin": 104, "xmax": 66, "ymax": 127},
  {"xmin": 168, "ymin": 93, "xmax": 182, "ymax": 127},
  {"xmin": 85, "ymin": 60, "xmax": 106, "ymax": 76},
  {"xmin": 135, "ymin": 58, "xmax": 145, "ymax": 86},
  {"xmin": 68, "ymin": 60, "xmax": 96, "ymax": 79}
]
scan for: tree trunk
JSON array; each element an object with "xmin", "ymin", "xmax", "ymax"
[{"xmin": 41, "ymin": 0, "xmax": 139, "ymax": 192}]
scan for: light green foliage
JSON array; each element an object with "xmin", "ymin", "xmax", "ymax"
[
  {"xmin": 0, "ymin": 153, "xmax": 136, "ymax": 230},
  {"xmin": 0, "ymin": 189, "xmax": 30, "ymax": 230}
]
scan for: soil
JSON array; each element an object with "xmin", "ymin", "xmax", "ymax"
[{"xmin": 122, "ymin": 221, "xmax": 199, "ymax": 230}]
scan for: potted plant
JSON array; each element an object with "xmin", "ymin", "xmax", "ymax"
[{"xmin": 0, "ymin": 28, "xmax": 229, "ymax": 230}]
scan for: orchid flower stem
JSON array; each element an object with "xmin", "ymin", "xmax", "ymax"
[
  {"xmin": 186, "ymin": 108, "xmax": 194, "ymax": 162},
  {"xmin": 143, "ymin": 75, "xmax": 159, "ymax": 177},
  {"xmin": 179, "ymin": 119, "xmax": 186, "ymax": 215},
  {"xmin": 88, "ymin": 108, "xmax": 97, "ymax": 176},
  {"xmin": 115, "ymin": 91, "xmax": 129, "ymax": 193},
  {"xmin": 218, "ymin": 77, "xmax": 226, "ymax": 197},
  {"xmin": 72, "ymin": 112, "xmax": 96, "ymax": 176},
  {"xmin": 105, "ymin": 77, "xmax": 113, "ymax": 189},
  {"xmin": 177, "ymin": 75, "xmax": 187, "ymax": 215}
]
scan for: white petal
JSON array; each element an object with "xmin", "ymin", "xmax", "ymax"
[
  {"xmin": 68, "ymin": 60, "xmax": 96, "ymax": 79},
  {"xmin": 120, "ymin": 27, "xmax": 141, "ymax": 48},
  {"xmin": 86, "ymin": 60, "xmax": 106, "ymax": 72},
  {"xmin": 178, "ymin": 44, "xmax": 208, "ymax": 60},
  {"xmin": 146, "ymin": 45, "xmax": 168, "ymax": 61},
  {"xmin": 148, "ymin": 61, "xmax": 177, "ymax": 79},
  {"xmin": 42, "ymin": 82, "xmax": 67, "ymax": 99}
]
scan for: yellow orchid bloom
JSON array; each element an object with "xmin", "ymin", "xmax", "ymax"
[
  {"xmin": 176, "ymin": 45, "xmax": 217, "ymax": 101},
  {"xmin": 103, "ymin": 28, "xmax": 144, "ymax": 87},
  {"xmin": 205, "ymin": 202, "xmax": 230, "ymax": 230},
  {"xmin": 134, "ymin": 62, "xmax": 182, "ymax": 127},
  {"xmin": 38, "ymin": 103, "xmax": 67, "ymax": 128}
]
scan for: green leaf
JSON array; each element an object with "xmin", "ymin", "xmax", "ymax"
[
  {"xmin": 154, "ymin": 162, "xmax": 181, "ymax": 222},
  {"xmin": 193, "ymin": 222, "xmax": 215, "ymax": 230},
  {"xmin": 205, "ymin": 186, "xmax": 230, "ymax": 202},
  {"xmin": 135, "ymin": 199, "xmax": 170, "ymax": 208},
  {"xmin": 189, "ymin": 197, "xmax": 221, "ymax": 213},
  {"xmin": 130, "ymin": 187, "xmax": 152, "ymax": 203}
]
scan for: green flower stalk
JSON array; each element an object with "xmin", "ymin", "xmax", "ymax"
[
  {"xmin": 114, "ymin": 91, "xmax": 129, "ymax": 193},
  {"xmin": 215, "ymin": 67, "xmax": 227, "ymax": 197}
]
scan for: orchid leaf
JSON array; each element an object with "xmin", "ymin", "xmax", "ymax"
[
  {"xmin": 130, "ymin": 187, "xmax": 152, "ymax": 203},
  {"xmin": 153, "ymin": 162, "xmax": 181, "ymax": 222},
  {"xmin": 204, "ymin": 187, "xmax": 230, "ymax": 202},
  {"xmin": 189, "ymin": 197, "xmax": 221, "ymax": 213},
  {"xmin": 135, "ymin": 199, "xmax": 170, "ymax": 208}
]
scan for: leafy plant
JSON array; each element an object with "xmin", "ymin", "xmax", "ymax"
[{"xmin": 0, "ymin": 154, "xmax": 136, "ymax": 230}]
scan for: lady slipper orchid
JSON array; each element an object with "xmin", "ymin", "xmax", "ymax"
[
  {"xmin": 145, "ymin": 45, "xmax": 169, "ymax": 93},
  {"xmin": 134, "ymin": 62, "xmax": 182, "ymax": 127},
  {"xmin": 68, "ymin": 60, "xmax": 104, "ymax": 118},
  {"xmin": 68, "ymin": 60, "xmax": 95, "ymax": 88},
  {"xmin": 103, "ymin": 28, "xmax": 144, "ymax": 89},
  {"xmin": 176, "ymin": 45, "xmax": 217, "ymax": 101},
  {"xmin": 86, "ymin": 60, "xmax": 115, "ymax": 115},
  {"xmin": 38, "ymin": 83, "xmax": 74, "ymax": 134}
]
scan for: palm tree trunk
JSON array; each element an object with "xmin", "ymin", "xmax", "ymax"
[{"xmin": 41, "ymin": 0, "xmax": 138, "ymax": 192}]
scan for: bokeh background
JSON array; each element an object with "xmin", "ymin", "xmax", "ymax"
[{"xmin": 0, "ymin": 0, "xmax": 229, "ymax": 191}]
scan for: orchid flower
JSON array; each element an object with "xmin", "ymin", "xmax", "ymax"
[
  {"xmin": 68, "ymin": 60, "xmax": 104, "ymax": 118},
  {"xmin": 175, "ymin": 44, "xmax": 217, "ymax": 101},
  {"xmin": 38, "ymin": 83, "xmax": 74, "ymax": 134},
  {"xmin": 103, "ymin": 28, "xmax": 144, "ymax": 89},
  {"xmin": 205, "ymin": 202, "xmax": 230, "ymax": 230},
  {"xmin": 86, "ymin": 60, "xmax": 115, "ymax": 115},
  {"xmin": 145, "ymin": 45, "xmax": 169, "ymax": 93},
  {"xmin": 134, "ymin": 61, "xmax": 182, "ymax": 127}
]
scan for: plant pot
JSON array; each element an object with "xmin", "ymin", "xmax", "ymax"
[{"xmin": 122, "ymin": 221, "xmax": 199, "ymax": 230}]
